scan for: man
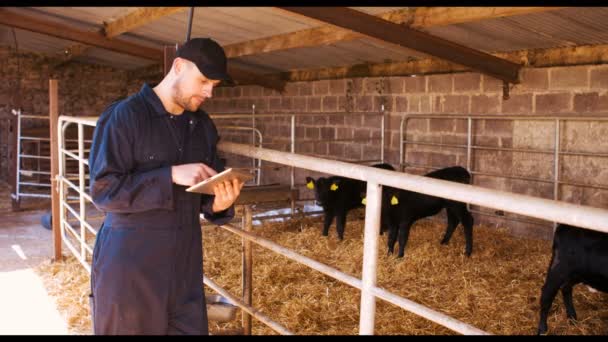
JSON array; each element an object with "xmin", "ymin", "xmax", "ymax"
[{"xmin": 88, "ymin": 38, "xmax": 243, "ymax": 335}]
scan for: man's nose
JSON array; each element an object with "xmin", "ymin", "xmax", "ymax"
[{"xmin": 202, "ymin": 85, "xmax": 214, "ymax": 98}]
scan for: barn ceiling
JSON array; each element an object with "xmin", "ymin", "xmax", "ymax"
[{"xmin": 1, "ymin": 7, "xmax": 607, "ymax": 91}]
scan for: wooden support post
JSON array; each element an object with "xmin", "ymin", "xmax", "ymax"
[
  {"xmin": 49, "ymin": 79, "xmax": 62, "ymax": 261},
  {"xmin": 8, "ymin": 111, "xmax": 19, "ymax": 211}
]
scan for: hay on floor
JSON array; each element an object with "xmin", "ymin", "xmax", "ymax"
[
  {"xmin": 34, "ymin": 256, "xmax": 92, "ymax": 335},
  {"xmin": 33, "ymin": 208, "xmax": 608, "ymax": 335},
  {"xmin": 203, "ymin": 209, "xmax": 608, "ymax": 335}
]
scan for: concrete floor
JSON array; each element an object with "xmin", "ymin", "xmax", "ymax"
[{"xmin": 0, "ymin": 183, "xmax": 70, "ymax": 334}]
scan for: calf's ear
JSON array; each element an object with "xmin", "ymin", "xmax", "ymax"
[{"xmin": 329, "ymin": 178, "xmax": 343, "ymax": 191}]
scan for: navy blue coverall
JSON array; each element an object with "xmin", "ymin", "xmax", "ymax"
[{"xmin": 88, "ymin": 84, "xmax": 234, "ymax": 335}]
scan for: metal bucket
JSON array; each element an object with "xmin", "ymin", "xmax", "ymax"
[{"xmin": 206, "ymin": 295, "xmax": 238, "ymax": 322}]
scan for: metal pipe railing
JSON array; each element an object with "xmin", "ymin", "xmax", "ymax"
[
  {"xmin": 219, "ymin": 141, "xmax": 608, "ymax": 233},
  {"xmin": 218, "ymin": 222, "xmax": 486, "ymax": 335},
  {"xmin": 399, "ymin": 114, "xmax": 608, "ymax": 231},
  {"xmin": 214, "ymin": 108, "xmax": 387, "ymax": 215},
  {"xmin": 210, "ymin": 111, "xmax": 384, "ymax": 120},
  {"xmin": 55, "ymin": 113, "xmax": 608, "ymax": 336},
  {"xmin": 203, "ymin": 275, "xmax": 293, "ymax": 335},
  {"xmin": 57, "ymin": 116, "xmax": 99, "ymax": 272},
  {"xmin": 359, "ymin": 182, "xmax": 382, "ymax": 335},
  {"xmin": 12, "ymin": 108, "xmax": 93, "ymax": 208},
  {"xmin": 216, "ymin": 125, "xmax": 263, "ymax": 185}
]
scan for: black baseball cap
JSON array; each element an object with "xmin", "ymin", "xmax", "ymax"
[{"xmin": 176, "ymin": 38, "xmax": 232, "ymax": 83}]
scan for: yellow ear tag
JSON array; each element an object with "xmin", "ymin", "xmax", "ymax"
[
  {"xmin": 391, "ymin": 195, "xmax": 399, "ymax": 205},
  {"xmin": 361, "ymin": 197, "xmax": 367, "ymax": 205},
  {"xmin": 306, "ymin": 181, "xmax": 314, "ymax": 189},
  {"xmin": 330, "ymin": 183, "xmax": 339, "ymax": 191}
]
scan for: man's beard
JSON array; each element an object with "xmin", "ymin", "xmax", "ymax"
[{"xmin": 173, "ymin": 82, "xmax": 201, "ymax": 112}]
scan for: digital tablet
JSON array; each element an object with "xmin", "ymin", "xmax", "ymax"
[{"xmin": 186, "ymin": 168, "xmax": 254, "ymax": 195}]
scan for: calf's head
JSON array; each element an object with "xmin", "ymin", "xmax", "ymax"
[{"xmin": 305, "ymin": 177, "xmax": 342, "ymax": 207}]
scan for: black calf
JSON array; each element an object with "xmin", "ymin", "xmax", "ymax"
[
  {"xmin": 537, "ymin": 223, "xmax": 608, "ymax": 335},
  {"xmin": 382, "ymin": 166, "xmax": 474, "ymax": 258},
  {"xmin": 306, "ymin": 163, "xmax": 395, "ymax": 240}
]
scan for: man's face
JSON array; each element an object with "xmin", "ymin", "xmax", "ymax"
[{"xmin": 173, "ymin": 59, "xmax": 221, "ymax": 112}]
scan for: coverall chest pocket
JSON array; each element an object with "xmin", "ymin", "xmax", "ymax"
[
  {"xmin": 135, "ymin": 137, "xmax": 175, "ymax": 170},
  {"xmin": 189, "ymin": 137, "xmax": 212, "ymax": 165}
]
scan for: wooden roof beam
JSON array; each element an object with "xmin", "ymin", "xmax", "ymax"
[
  {"xmin": 0, "ymin": 8, "xmax": 162, "ymax": 60},
  {"xmin": 103, "ymin": 7, "xmax": 188, "ymax": 38},
  {"xmin": 224, "ymin": 7, "xmax": 562, "ymax": 59},
  {"xmin": 276, "ymin": 7, "xmax": 522, "ymax": 84},
  {"xmin": 279, "ymin": 44, "xmax": 608, "ymax": 82},
  {"xmin": 54, "ymin": 8, "xmax": 188, "ymax": 71},
  {"xmin": 0, "ymin": 9, "xmax": 284, "ymax": 92}
]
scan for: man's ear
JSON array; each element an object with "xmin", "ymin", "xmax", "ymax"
[{"xmin": 173, "ymin": 57, "xmax": 186, "ymax": 75}]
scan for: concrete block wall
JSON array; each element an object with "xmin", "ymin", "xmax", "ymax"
[
  {"xmin": 0, "ymin": 45, "xmax": 163, "ymax": 184},
  {"xmin": 204, "ymin": 64, "xmax": 608, "ymax": 240},
  {"xmin": 2, "ymin": 41, "xmax": 605, "ymax": 240}
]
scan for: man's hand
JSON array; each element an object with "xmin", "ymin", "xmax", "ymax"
[
  {"xmin": 171, "ymin": 163, "xmax": 217, "ymax": 186},
  {"xmin": 211, "ymin": 178, "xmax": 245, "ymax": 213}
]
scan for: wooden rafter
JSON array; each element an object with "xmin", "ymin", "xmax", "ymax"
[
  {"xmin": 395, "ymin": 7, "xmax": 562, "ymax": 28},
  {"xmin": 279, "ymin": 44, "xmax": 608, "ymax": 82},
  {"xmin": 0, "ymin": 8, "xmax": 285, "ymax": 91},
  {"xmin": 276, "ymin": 7, "xmax": 522, "ymax": 84},
  {"xmin": 55, "ymin": 8, "xmax": 187, "ymax": 69},
  {"xmin": 103, "ymin": 7, "xmax": 188, "ymax": 38},
  {"xmin": 49, "ymin": 42, "xmax": 93, "ymax": 71},
  {"xmin": 0, "ymin": 9, "xmax": 162, "ymax": 60},
  {"xmin": 223, "ymin": 7, "xmax": 562, "ymax": 59}
]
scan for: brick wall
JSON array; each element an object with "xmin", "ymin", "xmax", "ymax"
[
  {"xmin": 0, "ymin": 45, "xmax": 163, "ymax": 184},
  {"xmin": 204, "ymin": 64, "xmax": 608, "ymax": 240},
  {"xmin": 2, "ymin": 42, "xmax": 605, "ymax": 240}
]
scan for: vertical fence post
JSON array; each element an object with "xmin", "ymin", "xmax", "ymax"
[
  {"xmin": 359, "ymin": 182, "xmax": 382, "ymax": 335},
  {"xmin": 12, "ymin": 109, "xmax": 22, "ymax": 210},
  {"xmin": 290, "ymin": 115, "xmax": 296, "ymax": 214},
  {"xmin": 8, "ymin": 110, "xmax": 19, "ymax": 210},
  {"xmin": 242, "ymin": 205, "xmax": 253, "ymax": 335},
  {"xmin": 466, "ymin": 117, "xmax": 473, "ymax": 211},
  {"xmin": 380, "ymin": 105, "xmax": 385, "ymax": 163},
  {"xmin": 553, "ymin": 118, "xmax": 561, "ymax": 232},
  {"xmin": 49, "ymin": 79, "xmax": 61, "ymax": 261},
  {"xmin": 399, "ymin": 116, "xmax": 406, "ymax": 172},
  {"xmin": 78, "ymin": 123, "xmax": 86, "ymax": 260}
]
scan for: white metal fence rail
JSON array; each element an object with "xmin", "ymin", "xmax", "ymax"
[
  {"xmin": 12, "ymin": 109, "xmax": 93, "ymax": 205},
  {"xmin": 399, "ymin": 114, "xmax": 608, "ymax": 228},
  {"xmin": 56, "ymin": 116, "xmax": 99, "ymax": 272},
  {"xmin": 54, "ymin": 114, "xmax": 608, "ymax": 335}
]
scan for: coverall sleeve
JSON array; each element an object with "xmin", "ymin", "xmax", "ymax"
[
  {"xmin": 200, "ymin": 130, "xmax": 236, "ymax": 226},
  {"xmin": 89, "ymin": 107, "xmax": 174, "ymax": 213}
]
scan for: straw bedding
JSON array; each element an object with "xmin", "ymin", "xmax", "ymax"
[{"xmin": 34, "ymin": 209, "xmax": 608, "ymax": 335}]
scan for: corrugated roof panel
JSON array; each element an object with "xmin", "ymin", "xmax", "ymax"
[
  {"xmin": 127, "ymin": 7, "xmax": 409, "ymax": 47},
  {"xmin": 424, "ymin": 7, "xmax": 608, "ymax": 53},
  {"xmin": 33, "ymin": 7, "xmax": 139, "ymax": 26},
  {"xmin": 504, "ymin": 7, "xmax": 608, "ymax": 46},
  {"xmin": 9, "ymin": 7, "xmax": 105, "ymax": 31},
  {"xmin": 355, "ymin": 37, "xmax": 430, "ymax": 60},
  {"xmin": 2, "ymin": 27, "xmax": 75, "ymax": 56},
  {"xmin": 128, "ymin": 7, "xmax": 326, "ymax": 46},
  {"xmin": 425, "ymin": 18, "xmax": 565, "ymax": 53},
  {"xmin": 232, "ymin": 37, "xmax": 426, "ymax": 72},
  {"xmin": 2, "ymin": 7, "xmax": 608, "ymax": 74},
  {"xmin": 75, "ymin": 47, "xmax": 156, "ymax": 70}
]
